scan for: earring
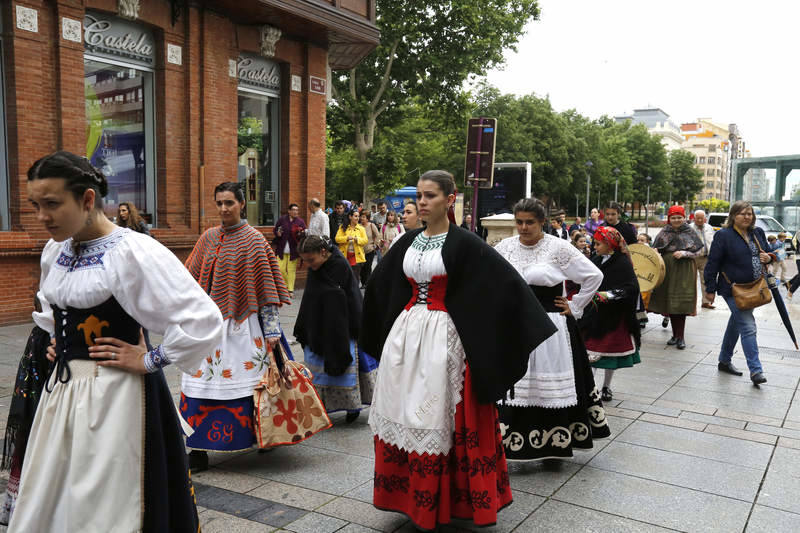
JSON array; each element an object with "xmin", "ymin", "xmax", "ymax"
[{"xmin": 85, "ymin": 213, "xmax": 93, "ymax": 226}]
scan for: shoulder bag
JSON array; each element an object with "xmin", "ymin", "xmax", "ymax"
[
  {"xmin": 253, "ymin": 342, "xmax": 332, "ymax": 449},
  {"xmin": 721, "ymin": 235, "xmax": 772, "ymax": 310}
]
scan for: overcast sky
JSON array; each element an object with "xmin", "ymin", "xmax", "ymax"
[{"xmin": 482, "ymin": 0, "xmax": 798, "ymax": 158}]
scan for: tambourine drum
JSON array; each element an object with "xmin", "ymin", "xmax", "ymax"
[{"xmin": 628, "ymin": 243, "xmax": 666, "ymax": 292}]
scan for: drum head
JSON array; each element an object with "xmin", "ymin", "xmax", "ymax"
[{"xmin": 629, "ymin": 243, "xmax": 666, "ymax": 292}]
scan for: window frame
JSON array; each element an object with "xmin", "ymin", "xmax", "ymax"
[{"xmin": 84, "ymin": 54, "xmax": 157, "ymax": 226}]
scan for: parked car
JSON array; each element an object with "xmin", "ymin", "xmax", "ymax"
[{"xmin": 707, "ymin": 213, "xmax": 794, "ymax": 254}]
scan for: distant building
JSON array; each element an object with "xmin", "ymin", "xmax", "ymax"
[
  {"xmin": 680, "ymin": 119, "xmax": 746, "ymax": 202},
  {"xmin": 614, "ymin": 108, "xmax": 684, "ymax": 151}
]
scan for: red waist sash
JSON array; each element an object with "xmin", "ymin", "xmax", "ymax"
[{"xmin": 405, "ymin": 275, "xmax": 448, "ymax": 312}]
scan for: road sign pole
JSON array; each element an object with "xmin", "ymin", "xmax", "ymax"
[{"xmin": 470, "ymin": 117, "xmax": 484, "ymax": 232}]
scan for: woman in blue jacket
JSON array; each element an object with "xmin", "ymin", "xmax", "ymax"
[{"xmin": 704, "ymin": 201, "xmax": 776, "ymax": 385}]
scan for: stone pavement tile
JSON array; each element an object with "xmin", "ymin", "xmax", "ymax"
[
  {"xmin": 248, "ymin": 480, "xmax": 337, "ymax": 511},
  {"xmin": 652, "ymin": 399, "xmax": 716, "ymax": 416},
  {"xmin": 605, "ymin": 376, "xmax": 670, "ymax": 398},
  {"xmin": 208, "ymin": 449, "xmax": 254, "ymax": 468},
  {"xmin": 447, "ymin": 491, "xmax": 545, "ymax": 533},
  {"xmin": 784, "ymin": 402, "xmax": 800, "ymax": 423},
  {"xmin": 715, "ymin": 408, "xmax": 783, "ymax": 427},
  {"xmin": 554, "ymin": 466, "xmax": 751, "ymax": 532},
  {"xmin": 602, "ymin": 406, "xmax": 641, "ymax": 420},
  {"xmin": 689, "ymin": 363, "xmax": 800, "ymax": 390},
  {"xmin": 195, "ymin": 483, "xmax": 275, "ymax": 518},
  {"xmin": 317, "ymin": 497, "xmax": 408, "ymax": 532},
  {"xmin": 745, "ymin": 505, "xmax": 800, "ymax": 533},
  {"xmin": 679, "ymin": 411, "xmax": 746, "ymax": 429},
  {"xmin": 609, "ymin": 392, "xmax": 655, "ymax": 405},
  {"xmin": 247, "ymin": 500, "xmax": 310, "ymax": 528},
  {"xmin": 507, "ymin": 459, "xmax": 581, "ymax": 497},
  {"xmin": 617, "ymin": 421, "xmax": 773, "ymax": 470},
  {"xmin": 342, "ymin": 480, "xmax": 373, "ymax": 504},
  {"xmin": 223, "ymin": 443, "xmax": 374, "ymax": 495},
  {"xmin": 639, "ymin": 412, "xmax": 706, "ymax": 431},
  {"xmin": 640, "ymin": 348, "xmax": 708, "ymax": 364},
  {"xmin": 675, "ymin": 373, "xmax": 795, "ymax": 401},
  {"xmin": 617, "ymin": 401, "xmax": 680, "ymax": 417},
  {"xmin": 767, "ymin": 446, "xmax": 800, "ymax": 478},
  {"xmin": 192, "ymin": 467, "xmax": 270, "ymax": 493},
  {"xmin": 778, "ymin": 437, "xmax": 800, "ymax": 450},
  {"xmin": 285, "ymin": 512, "xmax": 348, "ymax": 533},
  {"xmin": 588, "ymin": 441, "xmax": 764, "ymax": 502},
  {"xmin": 783, "ymin": 420, "xmax": 800, "ymax": 431},
  {"xmin": 705, "ymin": 424, "xmax": 778, "ymax": 445},
  {"xmin": 661, "ymin": 386, "xmax": 790, "ymax": 419},
  {"xmin": 298, "ymin": 417, "xmax": 375, "ymax": 459},
  {"xmin": 757, "ymin": 471, "xmax": 800, "ymax": 515},
  {"xmin": 516, "ymin": 499, "xmax": 675, "ymax": 532},
  {"xmin": 336, "ymin": 525, "xmax": 380, "ymax": 533},
  {"xmin": 747, "ymin": 422, "xmax": 800, "ymax": 440},
  {"xmin": 622, "ymin": 358, "xmax": 695, "ymax": 380},
  {"xmin": 564, "ymin": 415, "xmax": 631, "ymax": 466}
]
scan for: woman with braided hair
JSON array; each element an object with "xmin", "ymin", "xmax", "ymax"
[
  {"xmin": 294, "ymin": 235, "xmax": 376, "ymax": 423},
  {"xmin": 12, "ymin": 151, "xmax": 222, "ymax": 532},
  {"xmin": 579, "ymin": 226, "xmax": 641, "ymax": 402}
]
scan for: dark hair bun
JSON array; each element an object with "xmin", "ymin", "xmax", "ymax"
[{"xmin": 27, "ymin": 150, "xmax": 109, "ymax": 200}]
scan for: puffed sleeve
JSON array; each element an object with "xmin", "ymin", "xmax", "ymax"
[
  {"xmin": 32, "ymin": 239, "xmax": 60, "ymax": 335},
  {"xmin": 108, "ymin": 232, "xmax": 223, "ymax": 374},
  {"xmin": 563, "ymin": 253, "xmax": 603, "ymax": 320}
]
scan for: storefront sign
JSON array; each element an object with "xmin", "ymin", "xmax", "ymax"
[
  {"xmin": 238, "ymin": 54, "xmax": 281, "ymax": 94},
  {"xmin": 83, "ymin": 11, "xmax": 154, "ymax": 66},
  {"xmin": 309, "ymin": 76, "xmax": 326, "ymax": 95}
]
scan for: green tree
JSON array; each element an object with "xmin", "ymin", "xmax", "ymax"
[
  {"xmin": 697, "ymin": 198, "xmax": 730, "ymax": 213},
  {"xmin": 331, "ymin": 0, "xmax": 540, "ymax": 200},
  {"xmin": 668, "ymin": 149, "xmax": 704, "ymax": 204}
]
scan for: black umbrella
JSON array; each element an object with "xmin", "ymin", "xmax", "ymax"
[{"xmin": 766, "ymin": 272, "xmax": 799, "ymax": 350}]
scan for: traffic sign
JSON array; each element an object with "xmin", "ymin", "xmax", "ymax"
[{"xmin": 464, "ymin": 117, "xmax": 497, "ymax": 190}]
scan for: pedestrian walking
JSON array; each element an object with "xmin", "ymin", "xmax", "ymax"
[
  {"xmin": 329, "ymin": 201, "xmax": 347, "ymax": 238},
  {"xmin": 294, "ymin": 235, "xmax": 376, "ymax": 423},
  {"xmin": 550, "ymin": 213, "xmax": 568, "ymax": 239},
  {"xmin": 690, "ymin": 210, "xmax": 717, "ymax": 308},
  {"xmin": 115, "ymin": 201, "xmax": 150, "ymax": 235},
  {"xmin": 359, "ymin": 211, "xmax": 380, "ymax": 287},
  {"xmin": 0, "ymin": 296, "xmax": 50, "ymax": 526},
  {"xmin": 274, "ymin": 203, "xmax": 307, "ymax": 298},
  {"xmin": 335, "ymin": 209, "xmax": 369, "ymax": 280},
  {"xmin": 568, "ymin": 216, "xmax": 583, "ymax": 235},
  {"xmin": 371, "ymin": 200, "xmax": 388, "ymax": 228},
  {"xmin": 600, "ymin": 203, "xmax": 637, "ymax": 245},
  {"xmin": 181, "ymin": 182, "xmax": 290, "ymax": 472},
  {"xmin": 401, "ymin": 200, "xmax": 423, "ymax": 231},
  {"xmin": 307, "ymin": 197, "xmax": 330, "ymax": 238},
  {"xmin": 584, "ymin": 207, "xmax": 602, "ymax": 235},
  {"xmin": 361, "ymin": 170, "xmax": 556, "ymax": 531},
  {"xmin": 581, "ymin": 226, "xmax": 642, "ymax": 402},
  {"xmin": 648, "ymin": 206, "xmax": 705, "ymax": 349},
  {"xmin": 704, "ymin": 201, "xmax": 775, "ymax": 385},
  {"xmin": 12, "ymin": 151, "xmax": 222, "ymax": 532},
  {"xmin": 767, "ymin": 233, "xmax": 789, "ymax": 288},
  {"xmin": 494, "ymin": 199, "xmax": 610, "ymax": 461},
  {"xmin": 379, "ymin": 211, "xmax": 404, "ymax": 254}
]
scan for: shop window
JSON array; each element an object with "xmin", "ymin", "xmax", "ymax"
[
  {"xmin": 708, "ymin": 156, "xmax": 715, "ymax": 164},
  {"xmin": 0, "ymin": 38, "xmax": 8, "ymax": 231},
  {"xmin": 698, "ymin": 156, "xmax": 706, "ymax": 164},
  {"xmin": 85, "ymin": 59, "xmax": 156, "ymax": 224}
]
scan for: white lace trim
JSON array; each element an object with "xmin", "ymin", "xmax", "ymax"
[
  {"xmin": 495, "ymin": 234, "xmax": 582, "ymax": 272},
  {"xmin": 369, "ymin": 320, "xmax": 466, "ymax": 455}
]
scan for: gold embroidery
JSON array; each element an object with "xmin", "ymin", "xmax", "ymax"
[{"xmin": 77, "ymin": 315, "xmax": 109, "ymax": 345}]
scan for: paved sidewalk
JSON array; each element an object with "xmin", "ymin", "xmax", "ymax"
[{"xmin": 3, "ymin": 285, "xmax": 800, "ymax": 531}]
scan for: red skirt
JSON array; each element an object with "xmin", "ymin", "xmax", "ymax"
[{"xmin": 373, "ymin": 366, "xmax": 512, "ymax": 531}]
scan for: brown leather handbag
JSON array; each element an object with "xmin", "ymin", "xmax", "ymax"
[{"xmin": 722, "ymin": 271, "xmax": 772, "ymax": 310}]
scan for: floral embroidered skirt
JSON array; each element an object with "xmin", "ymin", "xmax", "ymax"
[
  {"xmin": 180, "ymin": 394, "xmax": 256, "ymax": 452},
  {"xmin": 497, "ymin": 319, "xmax": 610, "ymax": 461},
  {"xmin": 303, "ymin": 340, "xmax": 377, "ymax": 413},
  {"xmin": 372, "ymin": 367, "xmax": 512, "ymax": 531}
]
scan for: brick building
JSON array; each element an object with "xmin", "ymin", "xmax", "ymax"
[{"xmin": 0, "ymin": 0, "xmax": 378, "ymax": 324}]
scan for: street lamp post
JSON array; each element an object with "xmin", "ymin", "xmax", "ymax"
[
  {"xmin": 613, "ymin": 167, "xmax": 621, "ymax": 203},
  {"xmin": 575, "ymin": 194, "xmax": 579, "ymax": 218},
  {"xmin": 584, "ymin": 161, "xmax": 593, "ymax": 221},
  {"xmin": 668, "ymin": 182, "xmax": 672, "ymax": 206},
  {"xmin": 645, "ymin": 175, "xmax": 652, "ymax": 235}
]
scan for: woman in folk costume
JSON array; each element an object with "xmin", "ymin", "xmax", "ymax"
[
  {"xmin": 180, "ymin": 182, "xmax": 291, "ymax": 472},
  {"xmin": 580, "ymin": 226, "xmax": 641, "ymax": 402},
  {"xmin": 648, "ymin": 205, "xmax": 705, "ymax": 350},
  {"xmin": 361, "ymin": 170, "xmax": 556, "ymax": 531},
  {"xmin": 294, "ymin": 235, "xmax": 377, "ymax": 423},
  {"xmin": 494, "ymin": 199, "xmax": 610, "ymax": 461},
  {"xmin": 11, "ymin": 151, "xmax": 222, "ymax": 532}
]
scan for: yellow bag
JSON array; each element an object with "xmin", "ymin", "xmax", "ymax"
[{"xmin": 253, "ymin": 343, "xmax": 331, "ymax": 449}]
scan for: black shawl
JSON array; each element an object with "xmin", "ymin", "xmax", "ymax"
[
  {"xmin": 579, "ymin": 252, "xmax": 641, "ymax": 348},
  {"xmin": 601, "ymin": 221, "xmax": 638, "ymax": 245},
  {"xmin": 360, "ymin": 224, "xmax": 557, "ymax": 404},
  {"xmin": 652, "ymin": 222, "xmax": 704, "ymax": 254},
  {"xmin": 294, "ymin": 247, "xmax": 362, "ymax": 376}
]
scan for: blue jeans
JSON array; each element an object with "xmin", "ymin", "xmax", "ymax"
[{"xmin": 719, "ymin": 294, "xmax": 763, "ymax": 375}]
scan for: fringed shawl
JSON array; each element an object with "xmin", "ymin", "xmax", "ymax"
[
  {"xmin": 652, "ymin": 222, "xmax": 704, "ymax": 254},
  {"xmin": 186, "ymin": 222, "xmax": 290, "ymax": 322}
]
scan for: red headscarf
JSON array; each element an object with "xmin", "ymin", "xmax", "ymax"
[
  {"xmin": 593, "ymin": 226, "xmax": 629, "ymax": 255},
  {"xmin": 667, "ymin": 205, "xmax": 685, "ymax": 218}
]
